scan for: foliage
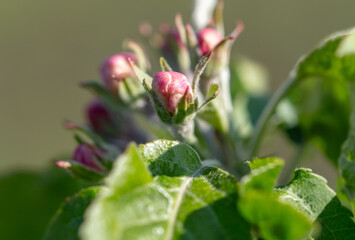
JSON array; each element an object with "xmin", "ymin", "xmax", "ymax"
[{"xmin": 9, "ymin": 0, "xmax": 354, "ymax": 239}]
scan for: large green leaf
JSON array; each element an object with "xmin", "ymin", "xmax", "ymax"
[
  {"xmin": 239, "ymin": 191, "xmax": 312, "ymax": 240},
  {"xmin": 275, "ymin": 169, "xmax": 335, "ymax": 223},
  {"xmin": 338, "ymin": 82, "xmax": 355, "ymax": 204},
  {"xmin": 80, "ymin": 140, "xmax": 251, "ymax": 240},
  {"xmin": 285, "ymin": 29, "xmax": 355, "ymax": 164},
  {"xmin": 0, "ymin": 167, "xmax": 87, "ymax": 240},
  {"xmin": 238, "ymin": 158, "xmax": 313, "ymax": 240},
  {"xmin": 316, "ymin": 196, "xmax": 355, "ymax": 240},
  {"xmin": 43, "ymin": 187, "xmax": 100, "ymax": 240},
  {"xmin": 275, "ymin": 168, "xmax": 355, "ymax": 239}
]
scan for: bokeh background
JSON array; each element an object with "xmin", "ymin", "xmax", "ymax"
[{"xmin": 2, "ymin": 0, "xmax": 355, "ymax": 182}]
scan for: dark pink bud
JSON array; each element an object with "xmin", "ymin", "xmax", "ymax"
[
  {"xmin": 100, "ymin": 52, "xmax": 137, "ymax": 94},
  {"xmin": 86, "ymin": 99, "xmax": 113, "ymax": 135},
  {"xmin": 197, "ymin": 28, "xmax": 223, "ymax": 55},
  {"xmin": 72, "ymin": 143, "xmax": 105, "ymax": 172},
  {"xmin": 152, "ymin": 71, "xmax": 193, "ymax": 115}
]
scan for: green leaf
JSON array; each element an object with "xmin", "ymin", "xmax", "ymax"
[
  {"xmin": 238, "ymin": 158, "xmax": 312, "ymax": 240},
  {"xmin": 43, "ymin": 187, "xmax": 100, "ymax": 240},
  {"xmin": 338, "ymin": 82, "xmax": 355, "ymax": 203},
  {"xmin": 81, "ymin": 140, "xmax": 251, "ymax": 240},
  {"xmin": 240, "ymin": 157, "xmax": 284, "ymax": 194},
  {"xmin": 285, "ymin": 29, "xmax": 355, "ymax": 163},
  {"xmin": 316, "ymin": 196, "xmax": 355, "ymax": 240},
  {"xmin": 238, "ymin": 191, "xmax": 312, "ymax": 240},
  {"xmin": 275, "ymin": 169, "xmax": 335, "ymax": 223}
]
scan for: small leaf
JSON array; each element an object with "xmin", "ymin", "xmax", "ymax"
[
  {"xmin": 197, "ymin": 83, "xmax": 220, "ymax": 111},
  {"xmin": 197, "ymin": 82, "xmax": 228, "ymax": 132},
  {"xmin": 240, "ymin": 157, "xmax": 284, "ymax": 194}
]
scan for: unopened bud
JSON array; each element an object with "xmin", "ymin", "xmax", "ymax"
[
  {"xmin": 72, "ymin": 143, "xmax": 105, "ymax": 172},
  {"xmin": 100, "ymin": 52, "xmax": 137, "ymax": 94},
  {"xmin": 152, "ymin": 71, "xmax": 193, "ymax": 115},
  {"xmin": 86, "ymin": 99, "xmax": 116, "ymax": 137},
  {"xmin": 197, "ymin": 28, "xmax": 223, "ymax": 55}
]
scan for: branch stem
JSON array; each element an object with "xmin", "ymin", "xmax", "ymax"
[{"xmin": 246, "ymin": 71, "xmax": 298, "ymax": 159}]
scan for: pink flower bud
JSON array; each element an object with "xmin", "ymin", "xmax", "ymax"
[
  {"xmin": 100, "ymin": 52, "xmax": 137, "ymax": 94},
  {"xmin": 152, "ymin": 71, "xmax": 193, "ymax": 115},
  {"xmin": 72, "ymin": 143, "xmax": 105, "ymax": 172},
  {"xmin": 197, "ymin": 28, "xmax": 223, "ymax": 55},
  {"xmin": 86, "ymin": 99, "xmax": 113, "ymax": 136}
]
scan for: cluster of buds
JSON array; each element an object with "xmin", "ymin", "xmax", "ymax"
[{"xmin": 58, "ymin": 0, "xmax": 244, "ymax": 181}]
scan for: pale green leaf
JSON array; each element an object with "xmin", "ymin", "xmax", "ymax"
[
  {"xmin": 238, "ymin": 158, "xmax": 312, "ymax": 240},
  {"xmin": 240, "ymin": 157, "xmax": 284, "ymax": 194},
  {"xmin": 238, "ymin": 191, "xmax": 312, "ymax": 240},
  {"xmin": 275, "ymin": 169, "xmax": 335, "ymax": 223},
  {"xmin": 81, "ymin": 140, "xmax": 251, "ymax": 240}
]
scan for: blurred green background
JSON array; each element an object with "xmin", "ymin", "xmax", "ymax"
[{"xmin": 1, "ymin": 0, "xmax": 354, "ymax": 180}]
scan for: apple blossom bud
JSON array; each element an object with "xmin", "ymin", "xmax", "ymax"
[
  {"xmin": 86, "ymin": 99, "xmax": 115, "ymax": 137},
  {"xmin": 197, "ymin": 28, "xmax": 223, "ymax": 55},
  {"xmin": 152, "ymin": 71, "xmax": 193, "ymax": 115},
  {"xmin": 100, "ymin": 52, "xmax": 137, "ymax": 94},
  {"xmin": 72, "ymin": 143, "xmax": 105, "ymax": 172}
]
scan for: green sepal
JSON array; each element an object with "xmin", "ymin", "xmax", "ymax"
[
  {"xmin": 124, "ymin": 40, "xmax": 150, "ymax": 71},
  {"xmin": 117, "ymin": 77, "xmax": 146, "ymax": 107},
  {"xmin": 59, "ymin": 160, "xmax": 106, "ymax": 183},
  {"xmin": 172, "ymin": 89, "xmax": 196, "ymax": 125},
  {"xmin": 159, "ymin": 57, "xmax": 173, "ymax": 71},
  {"xmin": 197, "ymin": 83, "xmax": 220, "ymax": 112},
  {"xmin": 142, "ymin": 79, "xmax": 172, "ymax": 124},
  {"xmin": 197, "ymin": 83, "xmax": 228, "ymax": 132},
  {"xmin": 192, "ymin": 51, "xmax": 212, "ymax": 95},
  {"xmin": 128, "ymin": 58, "xmax": 153, "ymax": 85}
]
